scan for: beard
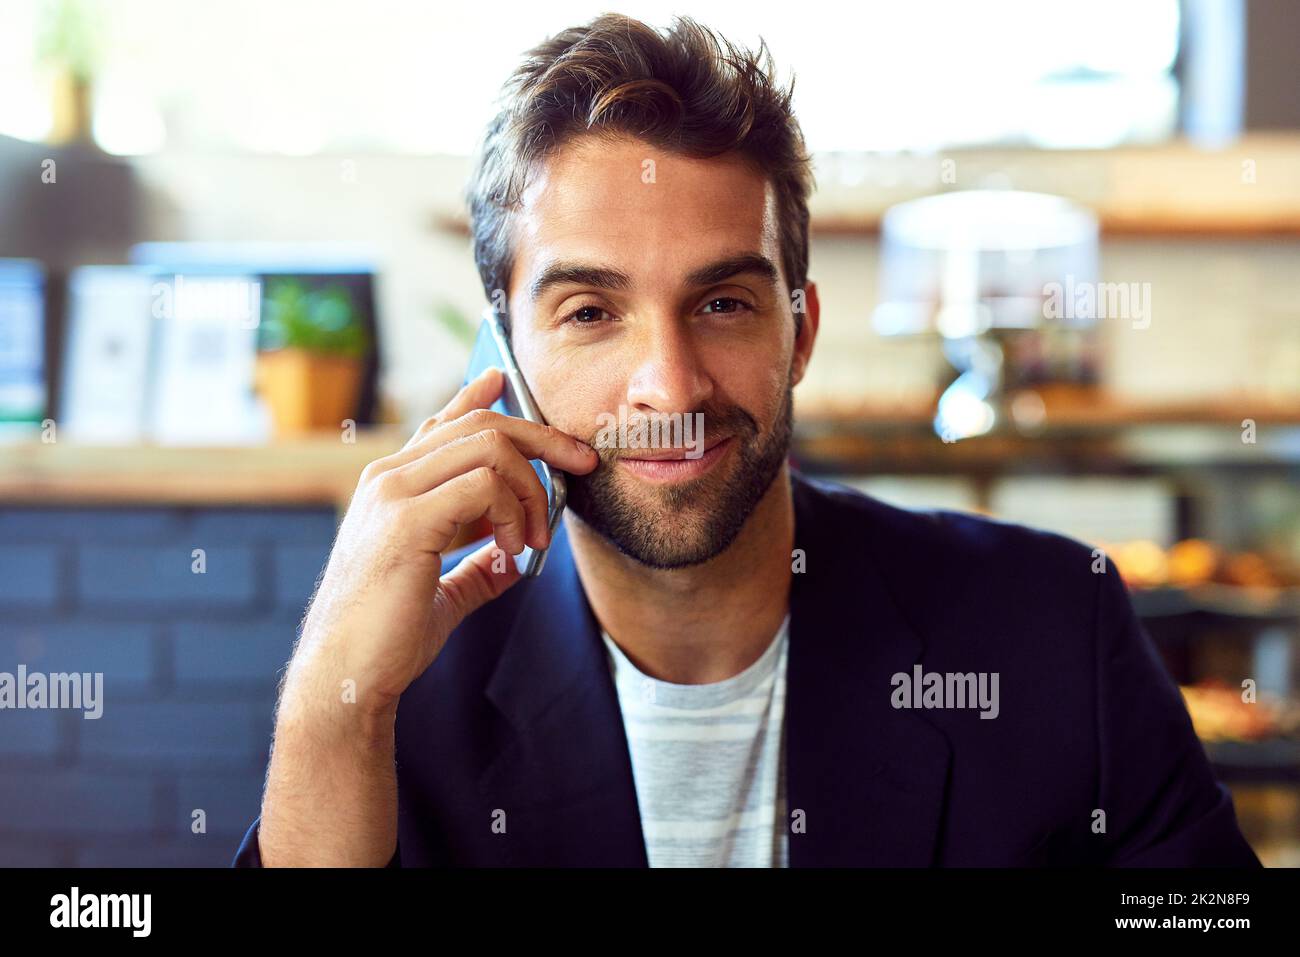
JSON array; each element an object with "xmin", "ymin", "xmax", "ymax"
[{"xmin": 564, "ymin": 369, "xmax": 793, "ymax": 570}]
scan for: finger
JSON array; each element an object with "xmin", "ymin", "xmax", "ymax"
[
  {"xmin": 419, "ymin": 465, "xmax": 528, "ymax": 557},
  {"xmin": 389, "ymin": 429, "xmax": 553, "ymax": 549},
  {"xmin": 402, "ymin": 367, "xmax": 504, "ymax": 452},
  {"xmin": 440, "ymin": 366, "xmax": 507, "ymax": 422},
  {"xmin": 416, "ymin": 409, "xmax": 597, "ymax": 477},
  {"xmin": 437, "ymin": 539, "xmax": 522, "ymax": 624}
]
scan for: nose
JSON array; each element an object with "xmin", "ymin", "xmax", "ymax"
[{"xmin": 623, "ymin": 314, "xmax": 713, "ymax": 417}]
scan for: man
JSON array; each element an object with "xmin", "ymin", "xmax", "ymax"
[{"xmin": 234, "ymin": 14, "xmax": 1259, "ymax": 867}]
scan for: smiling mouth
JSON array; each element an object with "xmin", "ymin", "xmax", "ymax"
[
  {"xmin": 615, "ymin": 436, "xmax": 735, "ymax": 483},
  {"xmin": 621, "ymin": 436, "xmax": 730, "ymax": 462}
]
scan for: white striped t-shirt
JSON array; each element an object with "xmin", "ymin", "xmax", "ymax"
[{"xmin": 601, "ymin": 613, "xmax": 790, "ymax": 867}]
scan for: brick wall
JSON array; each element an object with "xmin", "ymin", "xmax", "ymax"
[{"xmin": 0, "ymin": 505, "xmax": 339, "ymax": 867}]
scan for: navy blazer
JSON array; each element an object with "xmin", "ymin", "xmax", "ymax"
[{"xmin": 234, "ymin": 469, "xmax": 1260, "ymax": 867}]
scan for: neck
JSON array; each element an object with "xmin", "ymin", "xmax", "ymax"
[{"xmin": 565, "ymin": 465, "xmax": 795, "ymax": 685}]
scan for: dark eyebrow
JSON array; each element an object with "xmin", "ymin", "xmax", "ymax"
[
  {"xmin": 528, "ymin": 253, "xmax": 780, "ymax": 303},
  {"xmin": 685, "ymin": 253, "xmax": 780, "ymax": 290},
  {"xmin": 529, "ymin": 263, "xmax": 631, "ymax": 302}
]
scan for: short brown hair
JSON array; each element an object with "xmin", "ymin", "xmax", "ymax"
[{"xmin": 466, "ymin": 13, "xmax": 813, "ymax": 336}]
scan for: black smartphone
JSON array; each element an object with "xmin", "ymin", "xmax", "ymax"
[{"xmin": 462, "ymin": 306, "xmax": 566, "ymax": 577}]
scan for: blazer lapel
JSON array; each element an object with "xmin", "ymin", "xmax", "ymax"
[
  {"xmin": 477, "ymin": 468, "xmax": 951, "ymax": 867},
  {"xmin": 480, "ymin": 517, "xmax": 648, "ymax": 866},
  {"xmin": 785, "ymin": 471, "xmax": 951, "ymax": 866}
]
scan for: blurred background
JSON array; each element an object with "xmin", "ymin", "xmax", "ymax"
[{"xmin": 0, "ymin": 0, "xmax": 1297, "ymax": 866}]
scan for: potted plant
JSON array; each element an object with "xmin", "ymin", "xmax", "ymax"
[
  {"xmin": 37, "ymin": 0, "xmax": 102, "ymax": 146},
  {"xmin": 255, "ymin": 277, "xmax": 372, "ymax": 436}
]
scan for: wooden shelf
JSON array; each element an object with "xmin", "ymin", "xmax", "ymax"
[
  {"xmin": 3, "ymin": 392, "xmax": 1298, "ymax": 506},
  {"xmin": 0, "ymin": 428, "xmax": 409, "ymax": 507},
  {"xmin": 794, "ymin": 391, "xmax": 1300, "ymax": 429},
  {"xmin": 1134, "ymin": 584, "xmax": 1300, "ymax": 620},
  {"xmin": 1206, "ymin": 739, "xmax": 1300, "ymax": 784},
  {"xmin": 432, "ymin": 137, "xmax": 1300, "ymax": 239},
  {"xmin": 434, "ymin": 210, "xmax": 1300, "ymax": 239},
  {"xmin": 790, "ymin": 390, "xmax": 1300, "ymax": 477},
  {"xmin": 810, "ymin": 211, "xmax": 1300, "ymax": 238}
]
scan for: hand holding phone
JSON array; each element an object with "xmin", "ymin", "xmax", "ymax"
[
  {"xmin": 280, "ymin": 347, "xmax": 596, "ymax": 711},
  {"xmin": 259, "ymin": 361, "xmax": 596, "ymax": 864},
  {"xmin": 461, "ymin": 306, "xmax": 570, "ymax": 577}
]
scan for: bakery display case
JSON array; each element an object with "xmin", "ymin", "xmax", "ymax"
[{"xmin": 795, "ymin": 393, "xmax": 1300, "ymax": 866}]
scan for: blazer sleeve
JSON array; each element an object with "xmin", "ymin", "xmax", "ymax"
[
  {"xmin": 231, "ymin": 815, "xmax": 402, "ymax": 868},
  {"xmin": 1092, "ymin": 565, "xmax": 1261, "ymax": 866}
]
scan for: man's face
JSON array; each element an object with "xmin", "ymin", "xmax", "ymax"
[{"xmin": 505, "ymin": 133, "xmax": 815, "ymax": 569}]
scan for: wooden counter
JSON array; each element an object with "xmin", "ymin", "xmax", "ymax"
[{"xmin": 0, "ymin": 428, "xmax": 409, "ymax": 507}]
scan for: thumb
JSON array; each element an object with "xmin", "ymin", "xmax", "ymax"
[{"xmin": 437, "ymin": 539, "xmax": 523, "ymax": 624}]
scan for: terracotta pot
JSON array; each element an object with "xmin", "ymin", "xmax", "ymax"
[
  {"xmin": 255, "ymin": 348, "xmax": 363, "ymax": 436},
  {"xmin": 49, "ymin": 70, "xmax": 94, "ymax": 145}
]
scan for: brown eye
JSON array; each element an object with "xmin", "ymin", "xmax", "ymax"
[
  {"xmin": 565, "ymin": 305, "xmax": 608, "ymax": 324},
  {"xmin": 702, "ymin": 297, "xmax": 752, "ymax": 315}
]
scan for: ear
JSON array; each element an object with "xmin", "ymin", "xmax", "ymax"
[{"xmin": 790, "ymin": 280, "xmax": 820, "ymax": 387}]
